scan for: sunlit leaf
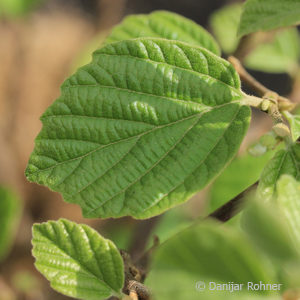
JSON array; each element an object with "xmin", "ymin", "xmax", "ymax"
[
  {"xmin": 32, "ymin": 219, "xmax": 124, "ymax": 300},
  {"xmin": 25, "ymin": 38, "xmax": 251, "ymax": 219},
  {"xmin": 106, "ymin": 10, "xmax": 220, "ymax": 55}
]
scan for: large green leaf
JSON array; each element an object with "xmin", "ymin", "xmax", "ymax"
[
  {"xmin": 25, "ymin": 38, "xmax": 251, "ymax": 219},
  {"xmin": 210, "ymin": 3, "xmax": 300, "ymax": 74},
  {"xmin": 146, "ymin": 221, "xmax": 276, "ymax": 300},
  {"xmin": 238, "ymin": 0, "xmax": 300, "ymax": 38},
  {"xmin": 32, "ymin": 219, "xmax": 124, "ymax": 300},
  {"xmin": 106, "ymin": 10, "xmax": 221, "ymax": 55},
  {"xmin": 258, "ymin": 143, "xmax": 300, "ymax": 201},
  {"xmin": 276, "ymin": 175, "xmax": 300, "ymax": 247},
  {"xmin": 0, "ymin": 186, "xmax": 21, "ymax": 261}
]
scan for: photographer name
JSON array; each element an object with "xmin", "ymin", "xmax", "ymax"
[{"xmin": 209, "ymin": 281, "xmax": 282, "ymax": 292}]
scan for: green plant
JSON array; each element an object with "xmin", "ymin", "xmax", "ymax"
[
  {"xmin": 0, "ymin": 186, "xmax": 22, "ymax": 262},
  {"xmin": 0, "ymin": 0, "xmax": 42, "ymax": 18},
  {"xmin": 25, "ymin": 1, "xmax": 300, "ymax": 299}
]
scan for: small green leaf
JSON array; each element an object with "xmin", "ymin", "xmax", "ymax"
[
  {"xmin": 25, "ymin": 38, "xmax": 251, "ymax": 219},
  {"xmin": 210, "ymin": 3, "xmax": 242, "ymax": 54},
  {"xmin": 258, "ymin": 143, "xmax": 300, "ymax": 201},
  {"xmin": 32, "ymin": 219, "xmax": 124, "ymax": 300},
  {"xmin": 276, "ymin": 175, "xmax": 300, "ymax": 247},
  {"xmin": 0, "ymin": 186, "xmax": 21, "ymax": 261},
  {"xmin": 238, "ymin": 0, "xmax": 300, "ymax": 38},
  {"xmin": 241, "ymin": 199, "xmax": 300, "ymax": 263},
  {"xmin": 210, "ymin": 3, "xmax": 300, "ymax": 74},
  {"xmin": 209, "ymin": 150, "xmax": 275, "ymax": 212},
  {"xmin": 283, "ymin": 111, "xmax": 300, "ymax": 141},
  {"xmin": 106, "ymin": 10, "xmax": 221, "ymax": 55},
  {"xmin": 146, "ymin": 221, "xmax": 276, "ymax": 300},
  {"xmin": 244, "ymin": 28, "xmax": 300, "ymax": 74}
]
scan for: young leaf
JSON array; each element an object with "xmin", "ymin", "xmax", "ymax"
[
  {"xmin": 146, "ymin": 221, "xmax": 276, "ymax": 300},
  {"xmin": 241, "ymin": 199, "xmax": 300, "ymax": 263},
  {"xmin": 276, "ymin": 175, "xmax": 300, "ymax": 247},
  {"xmin": 283, "ymin": 111, "xmax": 300, "ymax": 141},
  {"xmin": 25, "ymin": 38, "xmax": 251, "ymax": 219},
  {"xmin": 105, "ymin": 10, "xmax": 221, "ymax": 55},
  {"xmin": 238, "ymin": 0, "xmax": 300, "ymax": 38},
  {"xmin": 0, "ymin": 186, "xmax": 21, "ymax": 261},
  {"xmin": 258, "ymin": 143, "xmax": 300, "ymax": 201},
  {"xmin": 32, "ymin": 219, "xmax": 124, "ymax": 300}
]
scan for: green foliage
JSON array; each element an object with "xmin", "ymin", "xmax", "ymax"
[
  {"xmin": 244, "ymin": 29, "xmax": 300, "ymax": 74},
  {"xmin": 32, "ymin": 219, "xmax": 124, "ymax": 300},
  {"xmin": 258, "ymin": 143, "xmax": 300, "ymax": 201},
  {"xmin": 147, "ymin": 191, "xmax": 300, "ymax": 299},
  {"xmin": 210, "ymin": 4, "xmax": 242, "ymax": 54},
  {"xmin": 241, "ymin": 199, "xmax": 300, "ymax": 263},
  {"xmin": 106, "ymin": 10, "xmax": 220, "ymax": 56},
  {"xmin": 25, "ymin": 38, "xmax": 251, "ymax": 219},
  {"xmin": 146, "ymin": 220, "xmax": 277, "ymax": 300},
  {"xmin": 238, "ymin": 0, "xmax": 300, "ymax": 38},
  {"xmin": 0, "ymin": 186, "xmax": 21, "ymax": 261},
  {"xmin": 283, "ymin": 111, "xmax": 300, "ymax": 141},
  {"xmin": 148, "ymin": 207, "xmax": 193, "ymax": 245},
  {"xmin": 210, "ymin": 3, "xmax": 300, "ymax": 74},
  {"xmin": 0, "ymin": 0, "xmax": 42, "ymax": 18},
  {"xmin": 276, "ymin": 175, "xmax": 300, "ymax": 247},
  {"xmin": 209, "ymin": 150, "xmax": 275, "ymax": 212}
]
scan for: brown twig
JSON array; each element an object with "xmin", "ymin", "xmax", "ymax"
[
  {"xmin": 128, "ymin": 280, "xmax": 150, "ymax": 300},
  {"xmin": 208, "ymin": 182, "xmax": 258, "ymax": 222},
  {"xmin": 228, "ymin": 56, "xmax": 295, "ymax": 112},
  {"xmin": 120, "ymin": 250, "xmax": 151, "ymax": 300}
]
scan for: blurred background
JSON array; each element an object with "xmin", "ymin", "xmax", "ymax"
[{"xmin": 0, "ymin": 0, "xmax": 299, "ymax": 299}]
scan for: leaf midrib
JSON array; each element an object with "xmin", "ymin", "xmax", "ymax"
[{"xmin": 29, "ymin": 99, "xmax": 243, "ymax": 181}]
